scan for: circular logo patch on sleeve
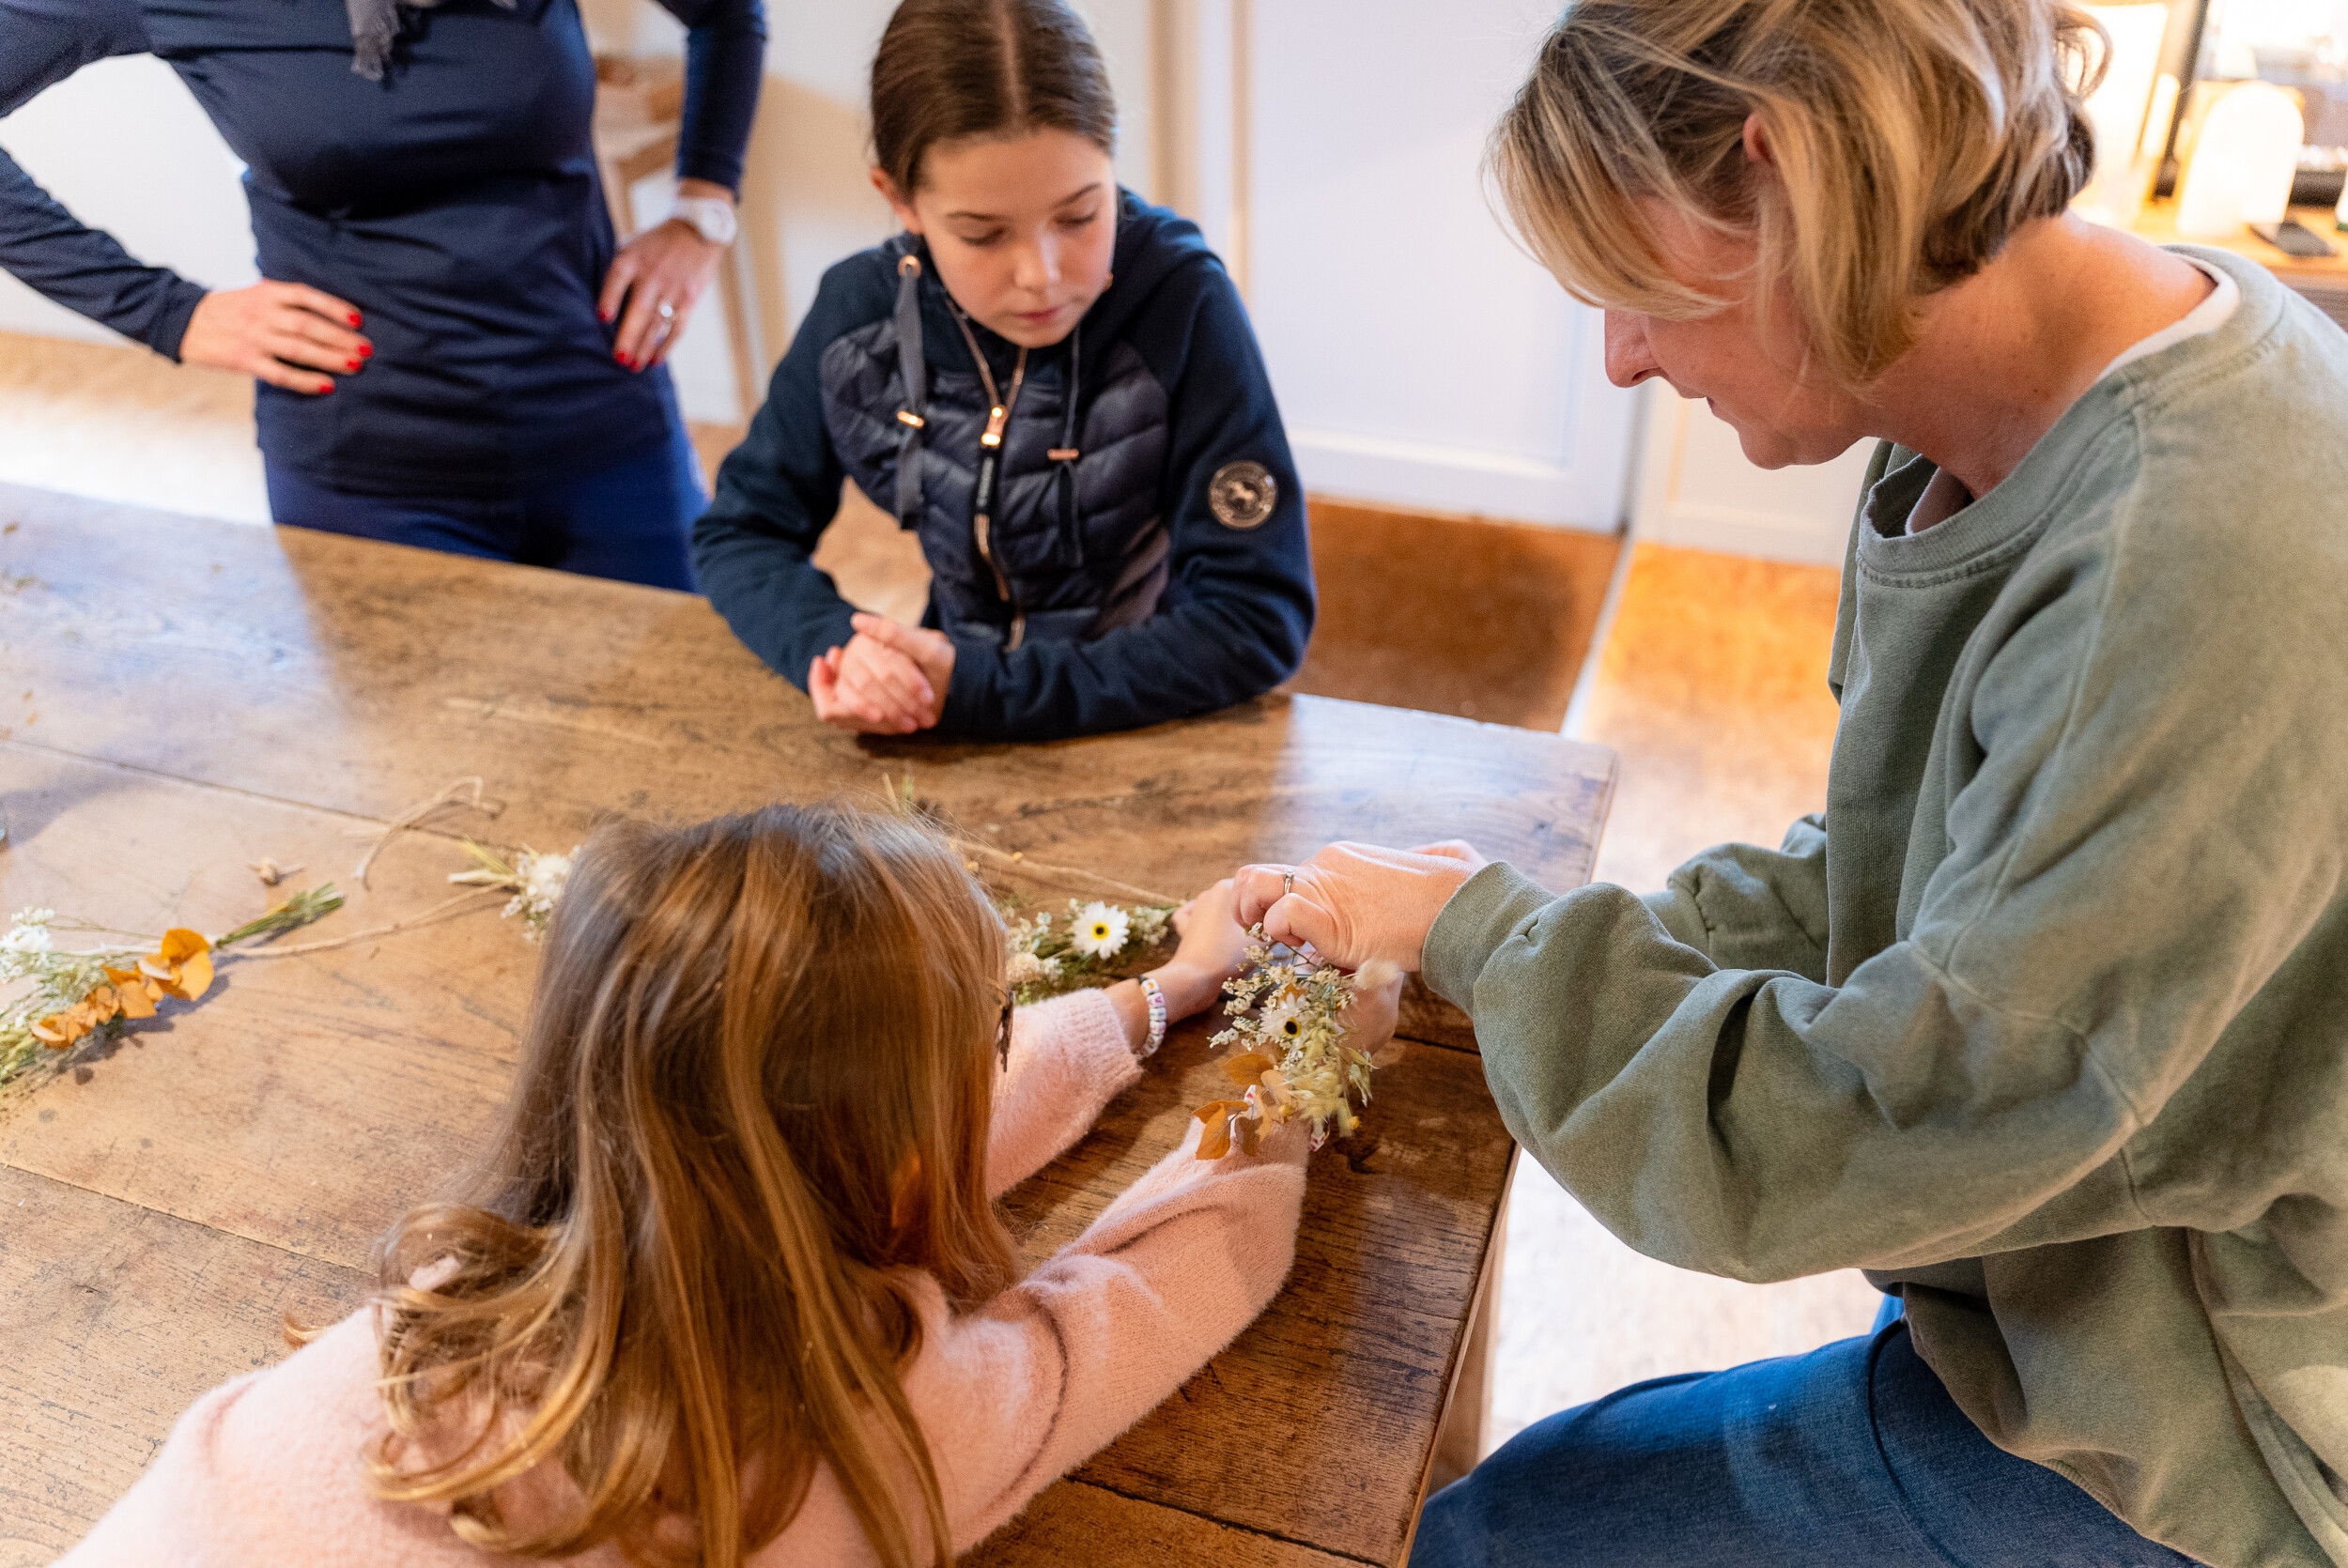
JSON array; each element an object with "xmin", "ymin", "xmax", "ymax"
[{"xmin": 1208, "ymin": 460, "xmax": 1279, "ymax": 530}]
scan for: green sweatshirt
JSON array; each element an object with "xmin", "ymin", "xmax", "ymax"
[{"xmin": 1426, "ymin": 249, "xmax": 2348, "ymax": 1568}]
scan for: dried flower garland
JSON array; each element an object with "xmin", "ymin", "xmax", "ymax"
[
  {"xmin": 449, "ymin": 841, "xmax": 578, "ymax": 942},
  {"xmin": 1193, "ymin": 930, "xmax": 1399, "ymax": 1159},
  {"xmin": 0, "ymin": 886, "xmax": 346, "ymax": 1084},
  {"xmin": 1003, "ymin": 899, "xmax": 1175, "ymax": 1004}
]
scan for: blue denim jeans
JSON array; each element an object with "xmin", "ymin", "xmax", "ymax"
[
  {"xmin": 264, "ymin": 426, "xmax": 703, "ymax": 592},
  {"xmin": 1411, "ymin": 1295, "xmax": 2201, "ymax": 1567}
]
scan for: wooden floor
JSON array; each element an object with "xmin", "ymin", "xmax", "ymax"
[{"xmin": 0, "ymin": 327, "xmax": 1877, "ymax": 1470}]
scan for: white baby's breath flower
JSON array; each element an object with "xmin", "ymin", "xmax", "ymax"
[
  {"xmin": 1071, "ymin": 901, "xmax": 1130, "ymax": 961},
  {"xmin": 1006, "ymin": 951, "xmax": 1048, "ymax": 987},
  {"xmin": 2, "ymin": 918, "xmax": 54, "ymax": 956}
]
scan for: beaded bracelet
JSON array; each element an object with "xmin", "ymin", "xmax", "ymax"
[{"xmin": 1136, "ymin": 974, "xmax": 1169, "ymax": 1058}]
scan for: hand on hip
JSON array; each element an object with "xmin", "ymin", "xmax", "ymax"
[{"xmin": 182, "ymin": 281, "xmax": 371, "ymax": 396}]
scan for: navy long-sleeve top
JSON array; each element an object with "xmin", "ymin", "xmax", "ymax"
[
  {"xmin": 694, "ymin": 196, "xmax": 1317, "ymax": 742},
  {"xmin": 0, "ymin": 0, "xmax": 763, "ymax": 498}
]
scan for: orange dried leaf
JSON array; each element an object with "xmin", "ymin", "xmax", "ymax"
[
  {"xmin": 136, "ymin": 956, "xmax": 173, "ymax": 981},
  {"xmin": 173, "ymin": 950, "xmax": 214, "ymax": 1002},
  {"xmin": 158, "ymin": 929, "xmax": 210, "ymax": 964},
  {"xmin": 1196, "ymin": 1113, "xmax": 1234, "ymax": 1161},
  {"xmin": 28, "ymin": 1015, "xmax": 72, "ymax": 1045},
  {"xmin": 1220, "ymin": 1051, "xmax": 1275, "ymax": 1086},
  {"xmin": 1236, "ymin": 1116, "xmax": 1263, "ymax": 1158},
  {"xmin": 114, "ymin": 984, "xmax": 156, "ymax": 1020},
  {"xmin": 103, "ymin": 966, "xmax": 141, "ymax": 987}
]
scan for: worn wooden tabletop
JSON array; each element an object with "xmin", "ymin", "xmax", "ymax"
[{"xmin": 0, "ymin": 482, "xmax": 1614, "ymax": 1568}]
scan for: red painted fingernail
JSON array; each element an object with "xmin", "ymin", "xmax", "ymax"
[
  {"xmin": 317, "ymin": 382, "xmax": 334, "ymax": 394},
  {"xmin": 347, "ymin": 313, "xmax": 363, "ymax": 327},
  {"xmin": 358, "ymin": 345, "xmax": 373, "ymax": 360},
  {"xmin": 346, "ymin": 359, "xmax": 361, "ymax": 372}
]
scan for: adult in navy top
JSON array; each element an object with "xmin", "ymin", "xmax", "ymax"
[
  {"xmin": 0, "ymin": 0, "xmax": 764, "ymax": 590},
  {"xmin": 695, "ymin": 192, "xmax": 1316, "ymax": 741}
]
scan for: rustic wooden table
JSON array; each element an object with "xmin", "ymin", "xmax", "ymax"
[{"xmin": 0, "ymin": 483, "xmax": 1614, "ymax": 1568}]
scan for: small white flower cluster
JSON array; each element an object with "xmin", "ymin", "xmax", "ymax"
[
  {"xmin": 0, "ymin": 908, "xmax": 55, "ymax": 964},
  {"xmin": 1001, "ymin": 898, "xmax": 1176, "ymax": 1004},
  {"xmin": 0, "ymin": 908, "xmax": 118, "ymax": 1082},
  {"xmin": 451, "ymin": 843, "xmax": 579, "ymax": 943},
  {"xmin": 1197, "ymin": 932, "xmax": 1398, "ymax": 1159},
  {"xmin": 507, "ymin": 849, "xmax": 574, "ymax": 940}
]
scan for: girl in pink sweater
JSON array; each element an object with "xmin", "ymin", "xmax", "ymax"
[{"xmin": 62, "ymin": 805, "xmax": 1396, "ymax": 1567}]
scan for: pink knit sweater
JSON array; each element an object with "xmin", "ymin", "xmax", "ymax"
[{"xmin": 60, "ymin": 990, "xmax": 1308, "ymax": 1565}]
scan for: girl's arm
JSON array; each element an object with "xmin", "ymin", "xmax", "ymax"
[
  {"xmin": 917, "ymin": 1114, "xmax": 1311, "ymax": 1554},
  {"xmin": 0, "ymin": 0, "xmax": 210, "ymax": 359},
  {"xmin": 989, "ymin": 885, "xmax": 1248, "ymax": 1197},
  {"xmin": 935, "ymin": 265, "xmax": 1318, "ymax": 740},
  {"xmin": 986, "ymin": 989, "xmax": 1143, "ymax": 1198},
  {"xmin": 692, "ymin": 261, "xmax": 873, "ymax": 684}
]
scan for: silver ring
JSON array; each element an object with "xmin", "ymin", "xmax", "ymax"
[
  {"xmin": 656, "ymin": 300, "xmax": 675, "ymax": 321},
  {"xmin": 1283, "ymin": 870, "xmax": 1294, "ymax": 898}
]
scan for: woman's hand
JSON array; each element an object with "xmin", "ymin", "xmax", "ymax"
[
  {"xmin": 807, "ymin": 614, "xmax": 956, "ymax": 735},
  {"xmin": 180, "ymin": 281, "xmax": 371, "ymax": 395},
  {"xmin": 1232, "ymin": 839, "xmax": 1489, "ymax": 972},
  {"xmin": 599, "ymin": 182, "xmax": 733, "ymax": 371}
]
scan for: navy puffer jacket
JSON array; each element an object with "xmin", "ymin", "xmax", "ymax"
[{"xmin": 694, "ymin": 190, "xmax": 1316, "ymax": 741}]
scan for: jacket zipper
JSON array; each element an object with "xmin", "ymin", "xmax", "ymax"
[{"xmin": 950, "ymin": 305, "xmax": 1028, "ymax": 650}]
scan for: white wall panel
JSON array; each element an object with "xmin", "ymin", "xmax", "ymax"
[
  {"xmin": 1242, "ymin": 1, "xmax": 1636, "ymax": 530},
  {"xmin": 1631, "ymin": 384, "xmax": 1875, "ymax": 566}
]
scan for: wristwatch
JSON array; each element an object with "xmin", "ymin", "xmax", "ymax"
[{"xmin": 672, "ymin": 195, "xmax": 738, "ymax": 246}]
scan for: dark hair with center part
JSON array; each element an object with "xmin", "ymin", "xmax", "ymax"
[{"xmin": 871, "ymin": 0, "xmax": 1118, "ymax": 195}]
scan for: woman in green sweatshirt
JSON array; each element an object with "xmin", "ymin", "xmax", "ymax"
[{"xmin": 1237, "ymin": 4, "xmax": 2348, "ymax": 1566}]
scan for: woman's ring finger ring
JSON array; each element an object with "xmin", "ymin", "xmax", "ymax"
[
  {"xmin": 656, "ymin": 300, "xmax": 676, "ymax": 321},
  {"xmin": 1283, "ymin": 870, "xmax": 1295, "ymax": 897}
]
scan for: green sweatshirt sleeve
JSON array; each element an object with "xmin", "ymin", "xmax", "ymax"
[
  {"xmin": 1424, "ymin": 471, "xmax": 2343, "ymax": 1284},
  {"xmin": 1638, "ymin": 813, "xmax": 1831, "ymax": 982}
]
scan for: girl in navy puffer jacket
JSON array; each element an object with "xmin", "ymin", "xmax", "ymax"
[{"xmin": 693, "ymin": 0, "xmax": 1315, "ymax": 742}]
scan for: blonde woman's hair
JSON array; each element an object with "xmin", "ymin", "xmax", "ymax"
[
  {"xmin": 1491, "ymin": 0, "xmax": 2106, "ymax": 386},
  {"xmin": 358, "ymin": 805, "xmax": 1017, "ymax": 1568}
]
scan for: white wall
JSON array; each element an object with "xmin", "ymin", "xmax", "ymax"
[
  {"xmin": 1631, "ymin": 384, "xmax": 1874, "ymax": 566},
  {"xmin": 1241, "ymin": 2, "xmax": 1636, "ymax": 530},
  {"xmin": 0, "ymin": 54, "xmax": 257, "ymax": 345}
]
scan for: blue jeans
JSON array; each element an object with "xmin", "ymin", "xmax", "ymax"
[
  {"xmin": 1412, "ymin": 1295, "xmax": 2201, "ymax": 1567},
  {"xmin": 264, "ymin": 427, "xmax": 703, "ymax": 592}
]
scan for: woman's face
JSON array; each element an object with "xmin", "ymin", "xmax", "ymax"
[
  {"xmin": 876, "ymin": 129, "xmax": 1118, "ymax": 349},
  {"xmin": 1602, "ymin": 204, "xmax": 1867, "ymax": 469}
]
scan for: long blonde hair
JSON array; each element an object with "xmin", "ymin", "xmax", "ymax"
[
  {"xmin": 1490, "ymin": 0, "xmax": 2106, "ymax": 387},
  {"xmin": 363, "ymin": 805, "xmax": 1017, "ymax": 1568}
]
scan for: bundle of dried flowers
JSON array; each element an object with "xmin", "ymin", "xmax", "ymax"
[
  {"xmin": 0, "ymin": 885, "xmax": 346, "ymax": 1084},
  {"xmin": 1192, "ymin": 930, "xmax": 1399, "ymax": 1159},
  {"xmin": 1003, "ymin": 899, "xmax": 1175, "ymax": 1005}
]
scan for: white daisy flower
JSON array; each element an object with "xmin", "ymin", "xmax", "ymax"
[
  {"xmin": 1259, "ymin": 1003, "xmax": 1306, "ymax": 1048},
  {"xmin": 1071, "ymin": 901, "xmax": 1130, "ymax": 961}
]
